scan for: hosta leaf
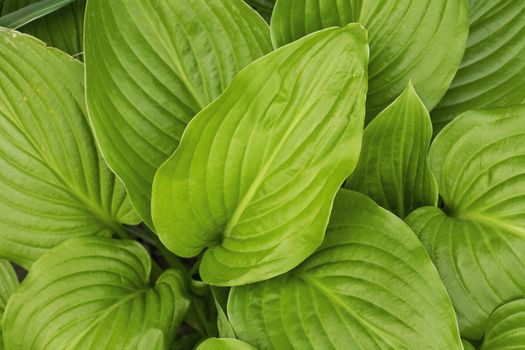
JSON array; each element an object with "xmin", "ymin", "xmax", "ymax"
[
  {"xmin": 0, "ymin": 29, "xmax": 138, "ymax": 268},
  {"xmin": 0, "ymin": 260, "xmax": 17, "ymax": 320},
  {"xmin": 84, "ymin": 0, "xmax": 272, "ymax": 225},
  {"xmin": 197, "ymin": 338, "xmax": 257, "ymax": 350},
  {"xmin": 432, "ymin": 0, "xmax": 525, "ymax": 130},
  {"xmin": 346, "ymin": 83, "xmax": 438, "ymax": 218},
  {"xmin": 228, "ymin": 190, "xmax": 462, "ymax": 350},
  {"xmin": 3, "ymin": 237, "xmax": 190, "ymax": 350},
  {"xmin": 481, "ymin": 299, "xmax": 525, "ymax": 350},
  {"xmin": 152, "ymin": 25, "xmax": 368, "ymax": 286},
  {"xmin": 1, "ymin": 0, "xmax": 85, "ymax": 55},
  {"xmin": 406, "ymin": 106, "xmax": 525, "ymax": 340},
  {"xmin": 462, "ymin": 340, "xmax": 476, "ymax": 350},
  {"xmin": 271, "ymin": 0, "xmax": 469, "ymax": 119},
  {"xmin": 244, "ymin": 0, "xmax": 275, "ymax": 21},
  {"xmin": 125, "ymin": 329, "xmax": 165, "ymax": 350}
]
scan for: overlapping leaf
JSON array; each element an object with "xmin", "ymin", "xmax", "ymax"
[
  {"xmin": 197, "ymin": 338, "xmax": 257, "ymax": 350},
  {"xmin": 406, "ymin": 106, "xmax": 525, "ymax": 340},
  {"xmin": 271, "ymin": 0, "xmax": 469, "ymax": 119},
  {"xmin": 1, "ymin": 0, "xmax": 85, "ymax": 55},
  {"xmin": 84, "ymin": 0, "xmax": 272, "ymax": 225},
  {"xmin": 3, "ymin": 237, "xmax": 190, "ymax": 350},
  {"xmin": 481, "ymin": 299, "xmax": 525, "ymax": 349},
  {"xmin": 346, "ymin": 83, "xmax": 438, "ymax": 218},
  {"xmin": 0, "ymin": 29, "xmax": 138, "ymax": 268},
  {"xmin": 432, "ymin": 0, "xmax": 525, "ymax": 130},
  {"xmin": 152, "ymin": 25, "xmax": 368, "ymax": 286},
  {"xmin": 244, "ymin": 0, "xmax": 275, "ymax": 21},
  {"xmin": 228, "ymin": 190, "xmax": 462, "ymax": 350},
  {"xmin": 0, "ymin": 260, "xmax": 18, "ymax": 349}
]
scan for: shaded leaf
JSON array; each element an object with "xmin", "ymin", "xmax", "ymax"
[
  {"xmin": 244, "ymin": 0, "xmax": 274, "ymax": 21},
  {"xmin": 0, "ymin": 29, "xmax": 138, "ymax": 268},
  {"xmin": 0, "ymin": 260, "xmax": 17, "ymax": 320},
  {"xmin": 196, "ymin": 338, "xmax": 257, "ymax": 350},
  {"xmin": 346, "ymin": 83, "xmax": 438, "ymax": 218},
  {"xmin": 462, "ymin": 340, "xmax": 476, "ymax": 350},
  {"xmin": 84, "ymin": 0, "xmax": 272, "ymax": 225},
  {"xmin": 481, "ymin": 299, "xmax": 525, "ymax": 350},
  {"xmin": 3, "ymin": 237, "xmax": 190, "ymax": 350},
  {"xmin": 271, "ymin": 0, "xmax": 469, "ymax": 119},
  {"xmin": 406, "ymin": 106, "xmax": 525, "ymax": 340},
  {"xmin": 1, "ymin": 0, "xmax": 85, "ymax": 55},
  {"xmin": 152, "ymin": 25, "xmax": 368, "ymax": 286},
  {"xmin": 229, "ymin": 190, "xmax": 462, "ymax": 350},
  {"xmin": 432, "ymin": 0, "xmax": 525, "ymax": 130}
]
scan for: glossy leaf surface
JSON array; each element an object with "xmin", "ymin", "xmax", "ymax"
[
  {"xmin": 153, "ymin": 25, "xmax": 368, "ymax": 286},
  {"xmin": 346, "ymin": 83, "xmax": 438, "ymax": 218},
  {"xmin": 271, "ymin": 0, "xmax": 469, "ymax": 119},
  {"xmin": 84, "ymin": 0, "xmax": 272, "ymax": 225},
  {"xmin": 229, "ymin": 190, "xmax": 462, "ymax": 350},
  {"xmin": 0, "ymin": 29, "xmax": 138, "ymax": 268},
  {"xmin": 3, "ymin": 237, "xmax": 190, "ymax": 350},
  {"xmin": 433, "ymin": 0, "xmax": 525, "ymax": 130},
  {"xmin": 407, "ymin": 106, "xmax": 525, "ymax": 340}
]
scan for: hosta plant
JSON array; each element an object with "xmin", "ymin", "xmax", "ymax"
[{"xmin": 0, "ymin": 0, "xmax": 524, "ymax": 349}]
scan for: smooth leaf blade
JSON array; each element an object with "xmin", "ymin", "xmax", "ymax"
[
  {"xmin": 0, "ymin": 29, "xmax": 138, "ymax": 268},
  {"xmin": 197, "ymin": 338, "xmax": 257, "ymax": 350},
  {"xmin": 432, "ymin": 0, "xmax": 525, "ymax": 130},
  {"xmin": 346, "ymin": 83, "xmax": 438, "ymax": 218},
  {"xmin": 271, "ymin": 0, "xmax": 469, "ymax": 119},
  {"xmin": 1, "ymin": 0, "xmax": 85, "ymax": 55},
  {"xmin": 3, "ymin": 237, "xmax": 190, "ymax": 350},
  {"xmin": 152, "ymin": 24, "xmax": 369, "ymax": 286},
  {"xmin": 481, "ymin": 299, "xmax": 525, "ymax": 350},
  {"xmin": 229, "ymin": 190, "xmax": 462, "ymax": 350},
  {"xmin": 406, "ymin": 105, "xmax": 525, "ymax": 340},
  {"xmin": 84, "ymin": 0, "xmax": 272, "ymax": 225}
]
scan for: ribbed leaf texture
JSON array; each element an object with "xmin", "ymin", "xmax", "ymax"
[
  {"xmin": 2, "ymin": 237, "xmax": 190, "ymax": 350},
  {"xmin": 432, "ymin": 0, "xmax": 525, "ymax": 131},
  {"xmin": 229, "ymin": 190, "xmax": 462, "ymax": 350},
  {"xmin": 271, "ymin": 0, "xmax": 469, "ymax": 120},
  {"xmin": 481, "ymin": 299, "xmax": 525, "ymax": 349},
  {"xmin": 0, "ymin": 260, "xmax": 18, "ymax": 349},
  {"xmin": 407, "ymin": 105, "xmax": 525, "ymax": 340},
  {"xmin": 1, "ymin": 0, "xmax": 85, "ymax": 55},
  {"xmin": 84, "ymin": 0, "xmax": 272, "ymax": 225},
  {"xmin": 196, "ymin": 338, "xmax": 257, "ymax": 350},
  {"xmin": 346, "ymin": 83, "xmax": 438, "ymax": 218},
  {"xmin": 0, "ymin": 29, "xmax": 138, "ymax": 268},
  {"xmin": 152, "ymin": 25, "xmax": 368, "ymax": 286}
]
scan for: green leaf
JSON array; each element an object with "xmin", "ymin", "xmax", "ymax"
[
  {"xmin": 0, "ymin": 29, "xmax": 139, "ymax": 269},
  {"xmin": 2, "ymin": 237, "xmax": 190, "ymax": 350},
  {"xmin": 196, "ymin": 338, "xmax": 257, "ymax": 350},
  {"xmin": 84, "ymin": 0, "xmax": 272, "ymax": 226},
  {"xmin": 406, "ymin": 105, "xmax": 525, "ymax": 340},
  {"xmin": 1, "ymin": 0, "xmax": 85, "ymax": 55},
  {"xmin": 432, "ymin": 0, "xmax": 525, "ymax": 131},
  {"xmin": 244, "ymin": 0, "xmax": 275, "ymax": 21},
  {"xmin": 346, "ymin": 83, "xmax": 438, "ymax": 218},
  {"xmin": 271, "ymin": 0, "xmax": 469, "ymax": 120},
  {"xmin": 481, "ymin": 299, "xmax": 525, "ymax": 350},
  {"xmin": 211, "ymin": 287, "xmax": 236, "ymax": 339},
  {"xmin": 0, "ymin": 260, "xmax": 17, "ymax": 321},
  {"xmin": 228, "ymin": 190, "xmax": 462, "ymax": 350},
  {"xmin": 462, "ymin": 340, "xmax": 476, "ymax": 350},
  {"xmin": 152, "ymin": 24, "xmax": 368, "ymax": 286},
  {"xmin": 125, "ymin": 329, "xmax": 165, "ymax": 350}
]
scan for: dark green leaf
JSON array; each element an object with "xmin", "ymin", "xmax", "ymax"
[
  {"xmin": 3, "ymin": 237, "xmax": 190, "ymax": 349},
  {"xmin": 196, "ymin": 338, "xmax": 257, "ymax": 350},
  {"xmin": 244, "ymin": 0, "xmax": 274, "ymax": 21},
  {"xmin": 152, "ymin": 24, "xmax": 368, "ymax": 286},
  {"xmin": 432, "ymin": 0, "xmax": 525, "ymax": 131},
  {"xmin": 84, "ymin": 0, "xmax": 272, "ymax": 225},
  {"xmin": 406, "ymin": 105, "xmax": 525, "ymax": 340},
  {"xmin": 229, "ymin": 190, "xmax": 462, "ymax": 350},
  {"xmin": 271, "ymin": 0, "xmax": 469, "ymax": 120},
  {"xmin": 0, "ymin": 29, "xmax": 139, "ymax": 268},
  {"xmin": 346, "ymin": 83, "xmax": 438, "ymax": 217}
]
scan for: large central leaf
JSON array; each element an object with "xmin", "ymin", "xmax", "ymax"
[
  {"xmin": 271, "ymin": 0, "xmax": 469, "ymax": 120},
  {"xmin": 84, "ymin": 0, "xmax": 272, "ymax": 225},
  {"xmin": 2, "ymin": 237, "xmax": 190, "ymax": 350},
  {"xmin": 406, "ymin": 105, "xmax": 525, "ymax": 340},
  {"xmin": 228, "ymin": 190, "xmax": 462, "ymax": 350},
  {"xmin": 152, "ymin": 25, "xmax": 369, "ymax": 286},
  {"xmin": 0, "ymin": 29, "xmax": 138, "ymax": 268}
]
